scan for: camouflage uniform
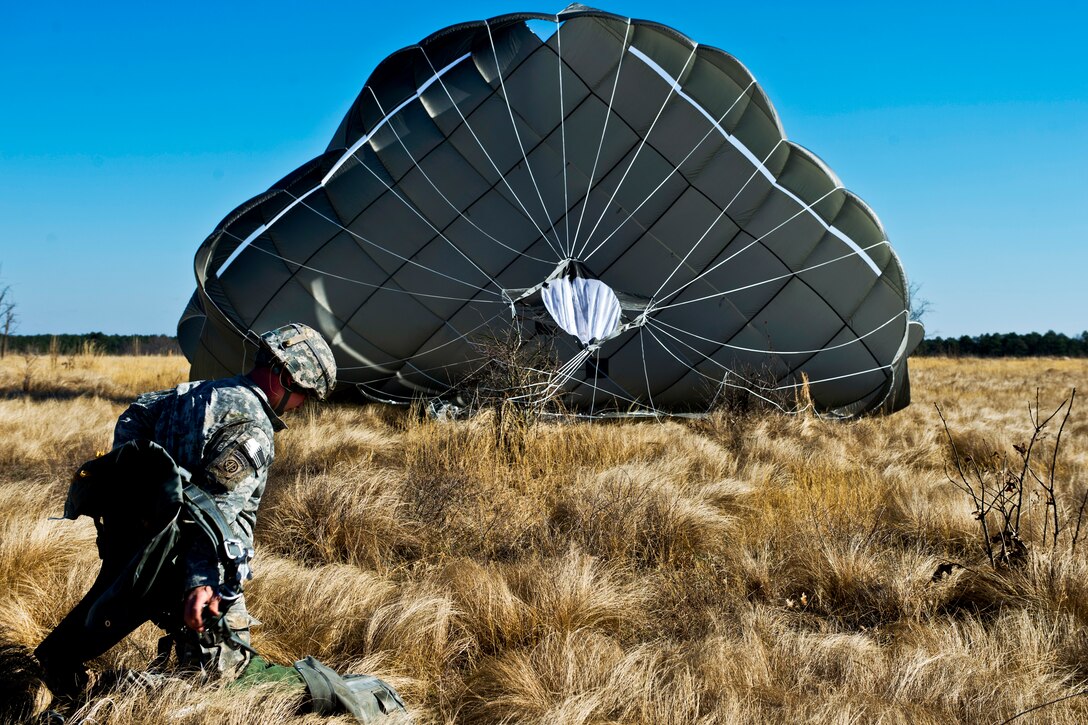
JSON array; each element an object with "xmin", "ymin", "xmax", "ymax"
[{"xmin": 112, "ymin": 374, "xmax": 285, "ymax": 678}]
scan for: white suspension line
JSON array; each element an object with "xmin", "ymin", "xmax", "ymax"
[
  {"xmin": 626, "ymin": 45, "xmax": 881, "ymax": 277},
  {"xmin": 580, "ymin": 79, "xmax": 755, "ymax": 263},
  {"xmin": 354, "ymin": 354, "xmax": 489, "ymax": 382},
  {"xmin": 419, "ymin": 46, "xmax": 566, "ymax": 262},
  {"xmin": 511, "ymin": 354, "xmax": 653, "ymax": 413},
  {"xmin": 485, "ymin": 21, "xmax": 566, "ymax": 257},
  {"xmin": 336, "ymin": 310, "xmax": 508, "ymax": 370},
  {"xmin": 283, "ymin": 190, "xmax": 502, "ymax": 297},
  {"xmin": 645, "ymin": 309, "xmax": 907, "ymax": 357},
  {"xmin": 575, "ymin": 43, "xmax": 699, "ymax": 260},
  {"xmin": 650, "ymin": 240, "xmax": 892, "ymax": 313},
  {"xmin": 647, "ymin": 319, "xmax": 892, "ymax": 392},
  {"xmin": 570, "ymin": 19, "xmax": 632, "ymax": 254},
  {"xmin": 639, "ymin": 326, "xmax": 659, "ymax": 415},
  {"xmin": 555, "ymin": 16, "xmax": 572, "ymax": 256},
  {"xmin": 648, "ymin": 182, "xmax": 843, "ymax": 311},
  {"xmin": 363, "ymin": 86, "xmax": 553, "ymax": 265},
  {"xmin": 643, "ymin": 325, "xmax": 792, "ymax": 413},
  {"xmin": 349, "ymin": 150, "xmax": 506, "ymax": 295},
  {"xmin": 643, "ymin": 138, "xmax": 782, "ymax": 306},
  {"xmin": 539, "ymin": 347, "xmax": 594, "ymax": 402},
  {"xmin": 217, "ymin": 53, "xmax": 474, "ymax": 278},
  {"xmin": 503, "ymin": 346, "xmax": 592, "ymax": 404},
  {"xmin": 223, "ymin": 231, "xmax": 506, "ymax": 305},
  {"xmin": 773, "ymin": 362, "xmax": 894, "ymax": 389},
  {"xmin": 590, "ymin": 348, "xmax": 600, "ymax": 414}
]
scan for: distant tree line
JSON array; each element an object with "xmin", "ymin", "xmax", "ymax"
[
  {"xmin": 5, "ymin": 331, "xmax": 1088, "ymax": 358},
  {"xmin": 915, "ymin": 331, "xmax": 1088, "ymax": 357},
  {"xmin": 4, "ymin": 333, "xmax": 181, "ymax": 356}
]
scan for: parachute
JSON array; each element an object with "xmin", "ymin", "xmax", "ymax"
[{"xmin": 179, "ymin": 5, "xmax": 924, "ymax": 418}]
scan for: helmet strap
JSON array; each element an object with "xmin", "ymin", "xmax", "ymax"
[{"xmin": 271, "ymin": 387, "xmax": 292, "ymax": 416}]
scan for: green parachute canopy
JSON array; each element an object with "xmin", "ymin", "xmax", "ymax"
[{"xmin": 180, "ymin": 5, "xmax": 923, "ymax": 417}]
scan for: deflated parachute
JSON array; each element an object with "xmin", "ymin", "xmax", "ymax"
[{"xmin": 180, "ymin": 5, "xmax": 924, "ymax": 417}]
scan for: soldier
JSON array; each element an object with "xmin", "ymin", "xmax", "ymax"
[{"xmin": 35, "ymin": 322, "xmax": 337, "ymax": 695}]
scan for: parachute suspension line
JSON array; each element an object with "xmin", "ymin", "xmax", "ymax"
[
  {"xmin": 503, "ymin": 347, "xmax": 592, "ymax": 405},
  {"xmin": 224, "ymin": 234, "xmax": 505, "ymax": 305},
  {"xmin": 555, "ymin": 16, "xmax": 572, "ymax": 256},
  {"xmin": 348, "ymin": 151, "xmax": 506, "ymax": 295},
  {"xmin": 590, "ymin": 348, "xmax": 599, "ymax": 415},
  {"xmin": 362, "ymin": 87, "xmax": 552, "ymax": 265},
  {"xmin": 643, "ymin": 324, "xmax": 791, "ymax": 413},
  {"xmin": 639, "ymin": 326, "xmax": 659, "ymax": 415},
  {"xmin": 642, "ymin": 137, "xmax": 785, "ymax": 307},
  {"xmin": 574, "ymin": 43, "xmax": 700, "ymax": 261},
  {"xmin": 543, "ymin": 348, "xmax": 593, "ymax": 404},
  {"xmin": 485, "ymin": 21, "xmax": 566, "ymax": 258},
  {"xmin": 647, "ymin": 180, "xmax": 842, "ymax": 312},
  {"xmin": 336, "ymin": 310, "xmax": 509, "ymax": 371},
  {"xmin": 646, "ymin": 319, "xmax": 894, "ymax": 393},
  {"xmin": 510, "ymin": 353, "xmax": 651, "ymax": 414},
  {"xmin": 648, "ymin": 307, "xmax": 908, "ymax": 356},
  {"xmin": 651, "ymin": 239, "xmax": 892, "ymax": 313},
  {"xmin": 773, "ymin": 362, "xmax": 894, "ymax": 389},
  {"xmin": 570, "ymin": 19, "xmax": 632, "ymax": 254},
  {"xmin": 282, "ymin": 190, "xmax": 503, "ymax": 298},
  {"xmin": 360, "ymin": 354, "xmax": 489, "ymax": 385},
  {"xmin": 418, "ymin": 47, "xmax": 565, "ymax": 262},
  {"xmin": 625, "ymin": 45, "xmax": 882, "ymax": 278},
  {"xmin": 644, "ymin": 322, "xmax": 780, "ymax": 396},
  {"xmin": 580, "ymin": 79, "xmax": 756, "ymax": 263},
  {"xmin": 216, "ymin": 56, "xmax": 475, "ymax": 279}
]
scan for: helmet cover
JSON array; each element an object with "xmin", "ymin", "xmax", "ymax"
[{"xmin": 257, "ymin": 323, "xmax": 337, "ymax": 400}]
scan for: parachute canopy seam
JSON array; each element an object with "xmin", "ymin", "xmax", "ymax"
[
  {"xmin": 419, "ymin": 45, "xmax": 566, "ymax": 261},
  {"xmin": 626, "ymin": 45, "xmax": 882, "ymax": 277},
  {"xmin": 215, "ymin": 52, "xmax": 473, "ymax": 279},
  {"xmin": 647, "ymin": 308, "xmax": 906, "ymax": 356},
  {"xmin": 238, "ymin": 239, "xmax": 506, "ymax": 304},
  {"xmin": 363, "ymin": 86, "xmax": 553, "ymax": 265}
]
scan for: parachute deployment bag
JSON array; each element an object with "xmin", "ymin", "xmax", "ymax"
[{"xmin": 293, "ymin": 656, "xmax": 408, "ymax": 722}]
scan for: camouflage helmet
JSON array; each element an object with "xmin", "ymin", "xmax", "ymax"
[{"xmin": 256, "ymin": 323, "xmax": 337, "ymax": 400}]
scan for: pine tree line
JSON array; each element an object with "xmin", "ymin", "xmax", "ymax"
[
  {"xmin": 915, "ymin": 331, "xmax": 1088, "ymax": 357},
  {"xmin": 4, "ymin": 333, "xmax": 181, "ymax": 356},
  {"xmin": 6, "ymin": 330, "xmax": 1088, "ymax": 359}
]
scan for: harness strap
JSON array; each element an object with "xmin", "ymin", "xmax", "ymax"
[{"xmin": 182, "ymin": 484, "xmax": 253, "ymax": 600}]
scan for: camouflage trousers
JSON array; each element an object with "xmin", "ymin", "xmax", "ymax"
[{"xmin": 170, "ymin": 594, "xmax": 257, "ymax": 680}]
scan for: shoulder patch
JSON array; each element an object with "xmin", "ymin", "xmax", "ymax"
[{"xmin": 208, "ymin": 444, "xmax": 255, "ymax": 491}]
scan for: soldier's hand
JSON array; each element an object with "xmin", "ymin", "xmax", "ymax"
[{"xmin": 183, "ymin": 585, "xmax": 221, "ymax": 632}]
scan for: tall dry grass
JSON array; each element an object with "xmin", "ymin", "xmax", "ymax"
[{"xmin": 1, "ymin": 353, "xmax": 1087, "ymax": 723}]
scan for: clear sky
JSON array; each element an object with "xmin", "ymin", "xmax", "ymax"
[{"xmin": 1, "ymin": 1, "xmax": 1085, "ymax": 337}]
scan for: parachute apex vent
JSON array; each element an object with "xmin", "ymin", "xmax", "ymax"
[{"xmin": 540, "ymin": 261, "xmax": 621, "ymax": 348}]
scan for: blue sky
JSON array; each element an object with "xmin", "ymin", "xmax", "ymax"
[{"xmin": 1, "ymin": 1, "xmax": 1085, "ymax": 337}]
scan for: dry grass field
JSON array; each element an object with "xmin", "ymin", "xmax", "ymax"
[{"xmin": 1, "ymin": 353, "xmax": 1086, "ymax": 724}]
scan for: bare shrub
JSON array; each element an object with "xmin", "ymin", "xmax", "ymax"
[{"xmin": 937, "ymin": 389, "xmax": 1079, "ymax": 567}]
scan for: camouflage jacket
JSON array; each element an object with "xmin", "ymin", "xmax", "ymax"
[{"xmin": 112, "ymin": 375, "xmax": 286, "ymax": 593}]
